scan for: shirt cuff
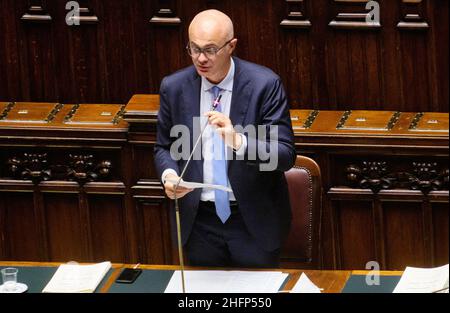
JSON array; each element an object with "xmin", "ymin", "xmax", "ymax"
[
  {"xmin": 161, "ymin": 169, "xmax": 178, "ymax": 184},
  {"xmin": 233, "ymin": 133, "xmax": 247, "ymax": 156}
]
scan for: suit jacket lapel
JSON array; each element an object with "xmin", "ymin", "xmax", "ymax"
[
  {"xmin": 181, "ymin": 71, "xmax": 203, "ymax": 183},
  {"xmin": 182, "ymin": 72, "xmax": 201, "ymax": 127},
  {"xmin": 229, "ymin": 58, "xmax": 251, "ymax": 127},
  {"xmin": 228, "ymin": 58, "xmax": 252, "ymax": 173}
]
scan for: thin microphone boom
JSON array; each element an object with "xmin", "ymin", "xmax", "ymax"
[
  {"xmin": 177, "ymin": 94, "xmax": 222, "ymax": 181},
  {"xmin": 173, "ymin": 93, "xmax": 222, "ymax": 293}
]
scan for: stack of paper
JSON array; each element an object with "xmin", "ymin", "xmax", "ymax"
[
  {"xmin": 164, "ymin": 270, "xmax": 289, "ymax": 293},
  {"xmin": 393, "ymin": 264, "xmax": 449, "ymax": 293},
  {"xmin": 42, "ymin": 261, "xmax": 112, "ymax": 293}
]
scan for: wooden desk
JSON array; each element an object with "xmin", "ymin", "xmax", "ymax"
[
  {"xmin": 0, "ymin": 261, "xmax": 353, "ymax": 293},
  {"xmin": 0, "ymin": 261, "xmax": 124, "ymax": 293},
  {"xmin": 121, "ymin": 264, "xmax": 353, "ymax": 294}
]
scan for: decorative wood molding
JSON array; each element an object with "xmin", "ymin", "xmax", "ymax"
[
  {"xmin": 329, "ymin": 14, "xmax": 381, "ymax": 30},
  {"xmin": 345, "ymin": 161, "xmax": 449, "ymax": 194},
  {"xmin": 67, "ymin": 3, "xmax": 99, "ymax": 25},
  {"xmin": 336, "ymin": 110, "xmax": 352, "ymax": 129},
  {"xmin": 303, "ymin": 110, "xmax": 320, "ymax": 129},
  {"xmin": 0, "ymin": 102, "xmax": 15, "ymax": 121},
  {"xmin": 409, "ymin": 162, "xmax": 448, "ymax": 194},
  {"xmin": 409, "ymin": 112, "xmax": 425, "ymax": 130},
  {"xmin": 6, "ymin": 153, "xmax": 113, "ymax": 186},
  {"xmin": 291, "ymin": 110, "xmax": 320, "ymax": 130},
  {"xmin": 149, "ymin": 3, "xmax": 181, "ymax": 26},
  {"xmin": 64, "ymin": 104, "xmax": 80, "ymax": 123},
  {"xmin": 346, "ymin": 161, "xmax": 393, "ymax": 193},
  {"xmin": 386, "ymin": 112, "xmax": 402, "ymax": 130},
  {"xmin": 7, "ymin": 153, "xmax": 51, "ymax": 185},
  {"xmin": 280, "ymin": 0, "xmax": 312, "ymax": 29},
  {"xmin": 112, "ymin": 105, "xmax": 126, "ymax": 125},
  {"xmin": 45, "ymin": 103, "xmax": 63, "ymax": 123},
  {"xmin": 397, "ymin": 0, "xmax": 429, "ymax": 30},
  {"xmin": 21, "ymin": 1, "xmax": 52, "ymax": 23},
  {"xmin": 68, "ymin": 154, "xmax": 112, "ymax": 185},
  {"xmin": 329, "ymin": 0, "xmax": 381, "ymax": 30}
]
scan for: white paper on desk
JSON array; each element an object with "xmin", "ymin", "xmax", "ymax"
[
  {"xmin": 166, "ymin": 178, "xmax": 232, "ymax": 193},
  {"xmin": 164, "ymin": 270, "xmax": 289, "ymax": 293},
  {"xmin": 393, "ymin": 264, "xmax": 449, "ymax": 293},
  {"xmin": 290, "ymin": 273, "xmax": 322, "ymax": 293},
  {"xmin": 42, "ymin": 261, "xmax": 111, "ymax": 293}
]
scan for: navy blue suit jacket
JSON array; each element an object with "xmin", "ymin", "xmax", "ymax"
[{"xmin": 154, "ymin": 57, "xmax": 296, "ymax": 251}]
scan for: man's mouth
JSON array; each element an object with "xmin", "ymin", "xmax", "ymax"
[{"xmin": 197, "ymin": 65, "xmax": 209, "ymax": 72}]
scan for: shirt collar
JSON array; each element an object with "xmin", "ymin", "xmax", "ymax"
[{"xmin": 202, "ymin": 58, "xmax": 235, "ymax": 92}]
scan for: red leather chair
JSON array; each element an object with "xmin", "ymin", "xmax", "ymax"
[{"xmin": 281, "ymin": 155, "xmax": 323, "ymax": 269}]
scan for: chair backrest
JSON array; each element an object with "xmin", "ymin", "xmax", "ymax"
[{"xmin": 281, "ymin": 155, "xmax": 322, "ymax": 269}]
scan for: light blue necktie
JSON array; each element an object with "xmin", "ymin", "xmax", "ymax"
[{"xmin": 210, "ymin": 86, "xmax": 231, "ymax": 223}]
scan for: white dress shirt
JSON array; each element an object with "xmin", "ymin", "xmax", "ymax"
[{"xmin": 162, "ymin": 58, "xmax": 247, "ymax": 201}]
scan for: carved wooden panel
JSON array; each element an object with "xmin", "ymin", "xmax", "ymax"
[
  {"xmin": 383, "ymin": 201, "xmax": 427, "ymax": 269},
  {"xmin": 280, "ymin": 0, "xmax": 312, "ymax": 29},
  {"xmin": 345, "ymin": 161, "xmax": 449, "ymax": 194},
  {"xmin": 5, "ymin": 152, "xmax": 113, "ymax": 185},
  {"xmin": 326, "ymin": 146, "xmax": 448, "ymax": 270},
  {"xmin": 0, "ymin": 192, "xmax": 41, "ymax": 260},
  {"xmin": 88, "ymin": 195, "xmax": 127, "ymax": 262},
  {"xmin": 132, "ymin": 145, "xmax": 159, "ymax": 181},
  {"xmin": 17, "ymin": 2, "xmax": 59, "ymax": 101},
  {"xmin": 432, "ymin": 203, "xmax": 449, "ymax": 266},
  {"xmin": 331, "ymin": 199, "xmax": 377, "ymax": 269},
  {"xmin": 136, "ymin": 199, "xmax": 175, "ymax": 264},
  {"xmin": 43, "ymin": 193, "xmax": 88, "ymax": 261}
]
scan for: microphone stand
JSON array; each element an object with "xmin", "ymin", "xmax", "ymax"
[
  {"xmin": 173, "ymin": 94, "xmax": 222, "ymax": 293},
  {"xmin": 173, "ymin": 194, "xmax": 185, "ymax": 293}
]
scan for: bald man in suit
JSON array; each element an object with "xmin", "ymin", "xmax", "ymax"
[{"xmin": 155, "ymin": 9, "xmax": 296, "ymax": 268}]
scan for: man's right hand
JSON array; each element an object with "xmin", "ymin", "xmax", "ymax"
[{"xmin": 163, "ymin": 173, "xmax": 194, "ymax": 200}]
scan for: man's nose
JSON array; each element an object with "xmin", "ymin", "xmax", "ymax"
[{"xmin": 197, "ymin": 52, "xmax": 209, "ymax": 63}]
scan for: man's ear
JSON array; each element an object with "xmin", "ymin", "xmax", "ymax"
[{"xmin": 229, "ymin": 38, "xmax": 238, "ymax": 54}]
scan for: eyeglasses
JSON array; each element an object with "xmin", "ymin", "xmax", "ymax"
[{"xmin": 186, "ymin": 39, "xmax": 233, "ymax": 59}]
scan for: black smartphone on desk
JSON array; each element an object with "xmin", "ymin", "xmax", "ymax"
[{"xmin": 115, "ymin": 268, "xmax": 142, "ymax": 284}]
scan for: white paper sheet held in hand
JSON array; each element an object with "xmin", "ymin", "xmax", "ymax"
[
  {"xmin": 290, "ymin": 273, "xmax": 323, "ymax": 293},
  {"xmin": 165, "ymin": 270, "xmax": 288, "ymax": 293},
  {"xmin": 393, "ymin": 264, "xmax": 449, "ymax": 293},
  {"xmin": 166, "ymin": 178, "xmax": 232, "ymax": 193}
]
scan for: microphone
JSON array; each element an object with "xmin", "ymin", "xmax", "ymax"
[{"xmin": 173, "ymin": 93, "xmax": 222, "ymax": 293}]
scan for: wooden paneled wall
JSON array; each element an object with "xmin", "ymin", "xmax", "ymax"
[{"xmin": 0, "ymin": 0, "xmax": 448, "ymax": 112}]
